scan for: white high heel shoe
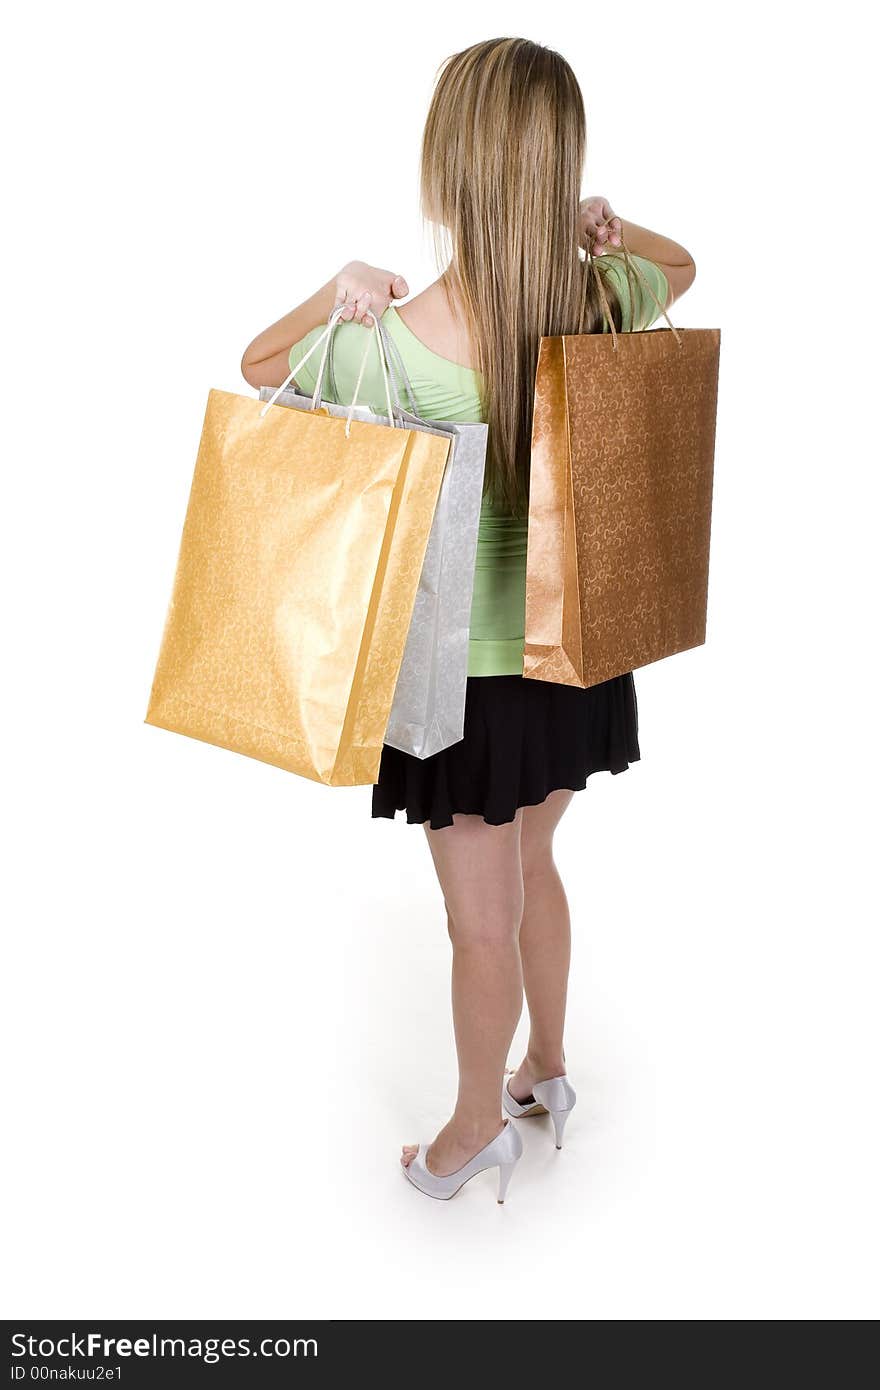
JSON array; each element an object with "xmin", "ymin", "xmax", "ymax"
[
  {"xmin": 402, "ymin": 1120, "xmax": 524, "ymax": 1203},
  {"xmin": 502, "ymin": 1072, "xmax": 577, "ymax": 1148}
]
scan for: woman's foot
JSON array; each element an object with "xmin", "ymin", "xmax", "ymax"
[
  {"xmin": 401, "ymin": 1115, "xmax": 506, "ymax": 1177},
  {"xmin": 505, "ymin": 1054, "xmax": 567, "ymax": 1105}
]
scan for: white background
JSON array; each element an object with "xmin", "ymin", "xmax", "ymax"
[{"xmin": 3, "ymin": 0, "xmax": 877, "ymax": 1321}]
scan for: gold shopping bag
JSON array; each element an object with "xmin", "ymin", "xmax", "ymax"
[
  {"xmin": 145, "ymin": 314, "xmax": 451, "ymax": 785},
  {"xmin": 524, "ymin": 245, "xmax": 721, "ymax": 688}
]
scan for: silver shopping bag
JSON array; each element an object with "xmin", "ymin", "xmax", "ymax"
[
  {"xmin": 259, "ymin": 321, "xmax": 487, "ymax": 759},
  {"xmin": 382, "ymin": 412, "xmax": 486, "ymax": 757}
]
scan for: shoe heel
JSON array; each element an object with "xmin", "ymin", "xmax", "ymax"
[
  {"xmin": 551, "ymin": 1109, "xmax": 571, "ymax": 1149},
  {"xmin": 497, "ymin": 1161, "xmax": 517, "ymax": 1204}
]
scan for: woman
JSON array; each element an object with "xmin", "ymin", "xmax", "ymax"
[{"xmin": 241, "ymin": 37, "xmax": 696, "ymax": 1203}]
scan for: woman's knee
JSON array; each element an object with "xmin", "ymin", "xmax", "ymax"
[
  {"xmin": 426, "ymin": 815, "xmax": 524, "ymax": 946},
  {"xmin": 447, "ymin": 891, "xmax": 523, "ymax": 950}
]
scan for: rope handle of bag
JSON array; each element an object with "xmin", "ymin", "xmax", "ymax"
[
  {"xmin": 259, "ymin": 303, "xmax": 396, "ymax": 436},
  {"xmin": 324, "ymin": 310, "xmax": 420, "ymax": 421},
  {"xmin": 587, "ymin": 233, "xmax": 683, "ymax": 350}
]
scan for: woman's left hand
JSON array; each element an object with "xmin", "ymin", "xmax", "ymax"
[
  {"xmin": 334, "ymin": 261, "xmax": 409, "ymax": 327},
  {"xmin": 579, "ymin": 197, "xmax": 622, "ymax": 255}
]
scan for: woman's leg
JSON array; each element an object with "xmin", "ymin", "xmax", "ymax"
[
  {"xmin": 401, "ymin": 810, "xmax": 525, "ymax": 1177},
  {"xmin": 507, "ymin": 789, "xmax": 575, "ymax": 1102}
]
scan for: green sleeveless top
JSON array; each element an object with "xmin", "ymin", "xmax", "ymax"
[{"xmin": 287, "ymin": 254, "xmax": 669, "ymax": 677}]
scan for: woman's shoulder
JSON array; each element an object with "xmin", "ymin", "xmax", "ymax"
[
  {"xmin": 393, "ymin": 281, "xmax": 479, "ymax": 372},
  {"xmin": 288, "ymin": 293, "xmax": 485, "ymax": 423}
]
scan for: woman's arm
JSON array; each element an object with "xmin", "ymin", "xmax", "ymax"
[
  {"xmin": 240, "ymin": 261, "xmax": 409, "ymax": 388},
  {"xmin": 579, "ymin": 198, "xmax": 697, "ymax": 306}
]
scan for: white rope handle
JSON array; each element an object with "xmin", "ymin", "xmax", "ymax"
[
  {"xmin": 343, "ymin": 315, "xmax": 395, "ymax": 437},
  {"xmin": 259, "ymin": 303, "xmax": 397, "ymax": 435},
  {"xmin": 344, "ymin": 329, "xmax": 374, "ymax": 437},
  {"xmin": 258, "ymin": 306, "xmax": 345, "ymax": 417}
]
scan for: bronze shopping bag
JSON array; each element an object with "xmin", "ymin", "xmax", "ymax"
[
  {"xmin": 145, "ymin": 312, "xmax": 452, "ymax": 785},
  {"xmin": 524, "ymin": 245, "xmax": 721, "ymax": 688}
]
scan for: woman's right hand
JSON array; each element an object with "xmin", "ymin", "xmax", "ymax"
[
  {"xmin": 579, "ymin": 197, "xmax": 622, "ymax": 255},
  {"xmin": 335, "ymin": 261, "xmax": 409, "ymax": 327}
]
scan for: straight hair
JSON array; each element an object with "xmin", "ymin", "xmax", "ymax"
[{"xmin": 421, "ymin": 37, "xmax": 631, "ymax": 517}]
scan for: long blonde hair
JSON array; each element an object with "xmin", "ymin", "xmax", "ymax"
[{"xmin": 421, "ymin": 37, "xmax": 624, "ymax": 518}]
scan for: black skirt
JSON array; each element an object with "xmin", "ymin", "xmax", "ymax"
[{"xmin": 371, "ymin": 672, "xmax": 640, "ymax": 830}]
